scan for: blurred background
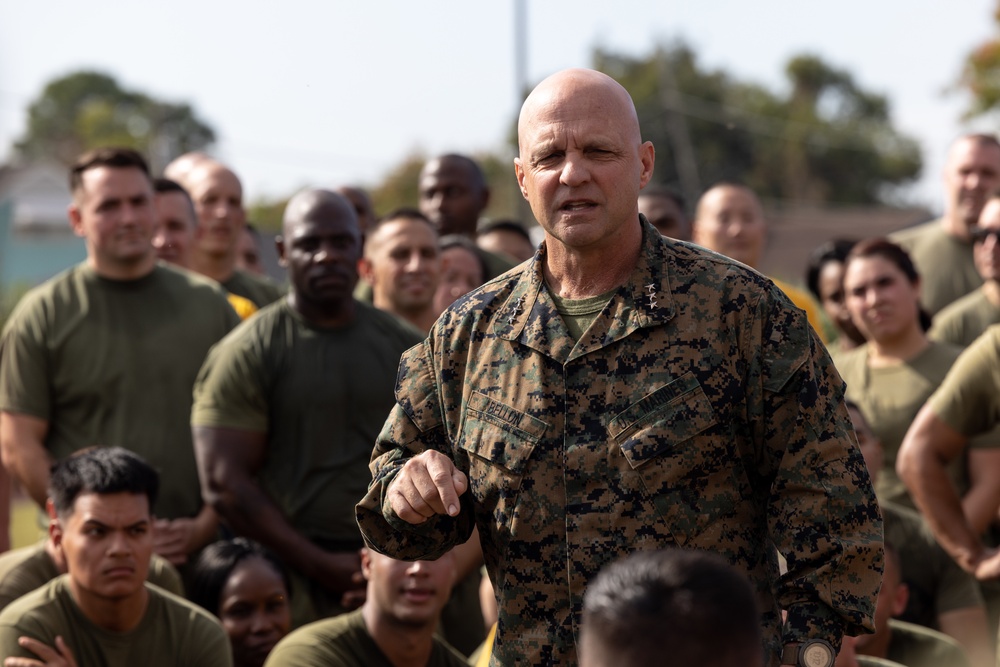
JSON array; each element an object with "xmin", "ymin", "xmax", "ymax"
[{"xmin": 2, "ymin": 0, "xmax": 1000, "ymax": 298}]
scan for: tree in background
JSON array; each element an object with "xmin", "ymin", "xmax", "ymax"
[
  {"xmin": 595, "ymin": 43, "xmax": 922, "ymax": 208},
  {"xmin": 14, "ymin": 71, "xmax": 215, "ymax": 172},
  {"xmin": 957, "ymin": 2, "xmax": 1000, "ymax": 121}
]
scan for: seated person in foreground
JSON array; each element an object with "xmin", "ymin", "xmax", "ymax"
[
  {"xmin": 264, "ymin": 549, "xmax": 464, "ymax": 667},
  {"xmin": 0, "ymin": 447, "xmax": 231, "ymax": 666},
  {"xmin": 189, "ymin": 538, "xmax": 292, "ymax": 667},
  {"xmin": 853, "ymin": 542, "xmax": 970, "ymax": 667},
  {"xmin": 580, "ymin": 548, "xmax": 764, "ymax": 667},
  {"xmin": 0, "ymin": 535, "xmax": 183, "ymax": 614}
]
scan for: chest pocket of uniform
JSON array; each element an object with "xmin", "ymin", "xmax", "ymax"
[
  {"xmin": 608, "ymin": 373, "xmax": 737, "ymax": 546},
  {"xmin": 459, "ymin": 392, "xmax": 548, "ymax": 547},
  {"xmin": 608, "ymin": 372, "xmax": 718, "ymax": 462}
]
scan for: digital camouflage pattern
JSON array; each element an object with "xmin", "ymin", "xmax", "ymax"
[{"xmin": 357, "ymin": 220, "xmax": 883, "ymax": 666}]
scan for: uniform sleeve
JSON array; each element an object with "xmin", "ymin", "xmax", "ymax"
[
  {"xmin": 928, "ymin": 328, "xmax": 1000, "ymax": 439},
  {"xmin": 751, "ymin": 284, "xmax": 883, "ymax": 646},
  {"xmin": 190, "ymin": 333, "xmax": 270, "ymax": 432},
  {"xmin": 356, "ymin": 339, "xmax": 475, "ymax": 561},
  {"xmin": 0, "ymin": 296, "xmax": 52, "ymax": 420}
]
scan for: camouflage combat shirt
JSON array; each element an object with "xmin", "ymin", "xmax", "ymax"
[{"xmin": 357, "ymin": 219, "xmax": 883, "ymax": 666}]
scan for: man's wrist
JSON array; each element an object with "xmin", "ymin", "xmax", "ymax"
[{"xmin": 781, "ymin": 639, "xmax": 835, "ymax": 667}]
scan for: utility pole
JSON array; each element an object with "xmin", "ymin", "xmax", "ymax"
[
  {"xmin": 513, "ymin": 0, "xmax": 533, "ymax": 227},
  {"xmin": 657, "ymin": 49, "xmax": 701, "ymax": 207}
]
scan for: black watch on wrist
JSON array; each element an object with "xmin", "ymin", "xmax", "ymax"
[{"xmin": 781, "ymin": 639, "xmax": 835, "ymax": 667}]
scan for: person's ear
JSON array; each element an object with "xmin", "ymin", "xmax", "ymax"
[{"xmin": 275, "ymin": 236, "xmax": 287, "ymax": 267}]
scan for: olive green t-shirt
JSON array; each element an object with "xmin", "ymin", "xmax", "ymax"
[
  {"xmin": 0, "ymin": 540, "xmax": 184, "ymax": 611},
  {"xmin": 929, "ymin": 287, "xmax": 1000, "ymax": 349},
  {"xmin": 886, "ymin": 619, "xmax": 971, "ymax": 667},
  {"xmin": 891, "ymin": 219, "xmax": 982, "ymax": 315},
  {"xmin": 837, "ymin": 342, "xmax": 970, "ymax": 507},
  {"xmin": 0, "ymin": 263, "xmax": 240, "ymax": 519},
  {"xmin": 222, "ymin": 269, "xmax": 285, "ymax": 308},
  {"xmin": 928, "ymin": 325, "xmax": 1000, "ymax": 437},
  {"xmin": 192, "ymin": 299, "xmax": 421, "ymax": 542},
  {"xmin": 0, "ymin": 576, "xmax": 231, "ymax": 666},
  {"xmin": 550, "ymin": 288, "xmax": 617, "ymax": 342},
  {"xmin": 883, "ymin": 501, "xmax": 984, "ymax": 629},
  {"xmin": 264, "ymin": 608, "xmax": 467, "ymax": 667}
]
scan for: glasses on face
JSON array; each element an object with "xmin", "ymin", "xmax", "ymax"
[{"xmin": 971, "ymin": 227, "xmax": 1000, "ymax": 244}]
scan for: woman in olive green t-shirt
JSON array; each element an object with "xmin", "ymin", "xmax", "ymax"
[{"xmin": 837, "ymin": 238, "xmax": 966, "ymax": 509}]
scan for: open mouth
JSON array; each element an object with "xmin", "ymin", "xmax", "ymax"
[{"xmin": 560, "ymin": 200, "xmax": 597, "ymax": 212}]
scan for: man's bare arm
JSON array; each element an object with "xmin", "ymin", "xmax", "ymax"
[
  {"xmin": 963, "ymin": 448, "xmax": 1000, "ymax": 536},
  {"xmin": 938, "ymin": 606, "xmax": 994, "ymax": 667},
  {"xmin": 194, "ymin": 425, "xmax": 364, "ymax": 597},
  {"xmin": 897, "ymin": 406, "xmax": 1000, "ymax": 575},
  {"xmin": 0, "ymin": 411, "xmax": 51, "ymax": 508}
]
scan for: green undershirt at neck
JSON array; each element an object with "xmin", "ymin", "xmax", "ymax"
[{"xmin": 550, "ymin": 287, "xmax": 617, "ymax": 342}]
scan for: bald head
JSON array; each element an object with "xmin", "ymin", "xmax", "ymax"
[
  {"xmin": 278, "ymin": 188, "xmax": 361, "ymax": 322},
  {"xmin": 163, "ymin": 152, "xmax": 214, "ymax": 183},
  {"xmin": 177, "ymin": 160, "xmax": 246, "ymax": 264},
  {"xmin": 418, "ymin": 154, "xmax": 489, "ymax": 237},
  {"xmin": 335, "ymin": 186, "xmax": 375, "ymax": 235},
  {"xmin": 514, "ymin": 68, "xmax": 654, "ymax": 258},
  {"xmin": 282, "ymin": 188, "xmax": 359, "ymax": 239},
  {"xmin": 693, "ymin": 184, "xmax": 766, "ymax": 268},
  {"xmin": 517, "ymin": 68, "xmax": 643, "ymax": 156}
]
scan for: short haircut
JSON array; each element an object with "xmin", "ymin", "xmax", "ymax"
[
  {"xmin": 639, "ymin": 184, "xmax": 686, "ymax": 213},
  {"xmin": 152, "ymin": 177, "xmax": 187, "ymax": 196},
  {"xmin": 477, "ymin": 219, "xmax": 532, "ymax": 243},
  {"xmin": 805, "ymin": 238, "xmax": 857, "ymax": 300},
  {"xmin": 49, "ymin": 447, "xmax": 159, "ymax": 517},
  {"xmin": 582, "ymin": 549, "xmax": 762, "ymax": 667},
  {"xmin": 69, "ymin": 147, "xmax": 150, "ymax": 195},
  {"xmin": 369, "ymin": 207, "xmax": 437, "ymax": 238},
  {"xmin": 153, "ymin": 177, "xmax": 196, "ymax": 224},
  {"xmin": 439, "ymin": 234, "xmax": 488, "ymax": 284},
  {"xmin": 959, "ymin": 133, "xmax": 1000, "ymax": 152},
  {"xmin": 432, "ymin": 154, "xmax": 487, "ymax": 192},
  {"xmin": 189, "ymin": 538, "xmax": 292, "ymax": 617}
]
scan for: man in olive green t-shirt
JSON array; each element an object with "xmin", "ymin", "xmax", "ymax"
[
  {"xmin": 193, "ymin": 189, "xmax": 422, "ymax": 627},
  {"xmin": 264, "ymin": 549, "xmax": 465, "ymax": 667},
  {"xmin": 0, "ymin": 537, "xmax": 183, "ymax": 612},
  {"xmin": 890, "ymin": 134, "xmax": 1000, "ymax": 315},
  {"xmin": 166, "ymin": 153, "xmax": 285, "ymax": 308},
  {"xmin": 930, "ymin": 194, "xmax": 1000, "ymax": 347},
  {"xmin": 0, "ymin": 448, "xmax": 231, "ymax": 665},
  {"xmin": 0, "ymin": 148, "xmax": 240, "ymax": 566}
]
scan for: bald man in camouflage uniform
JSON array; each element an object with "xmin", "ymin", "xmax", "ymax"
[{"xmin": 357, "ymin": 68, "xmax": 882, "ymax": 667}]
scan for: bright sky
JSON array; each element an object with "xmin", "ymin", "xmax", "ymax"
[{"xmin": 0, "ymin": 0, "xmax": 996, "ymax": 210}]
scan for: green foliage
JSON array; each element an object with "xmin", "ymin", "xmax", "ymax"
[
  {"xmin": 14, "ymin": 71, "xmax": 215, "ymax": 172},
  {"xmin": 369, "ymin": 151, "xmax": 522, "ymax": 222},
  {"xmin": 594, "ymin": 43, "xmax": 922, "ymax": 205},
  {"xmin": 246, "ymin": 196, "xmax": 290, "ymax": 233},
  {"xmin": 370, "ymin": 152, "xmax": 426, "ymax": 216},
  {"xmin": 957, "ymin": 4, "xmax": 1000, "ymax": 120}
]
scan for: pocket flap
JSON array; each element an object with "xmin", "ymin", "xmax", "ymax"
[
  {"xmin": 608, "ymin": 374, "xmax": 717, "ymax": 469},
  {"xmin": 459, "ymin": 392, "xmax": 547, "ymax": 472}
]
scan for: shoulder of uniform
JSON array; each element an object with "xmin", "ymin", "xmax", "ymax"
[{"xmin": 665, "ymin": 239, "xmax": 777, "ymax": 301}]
